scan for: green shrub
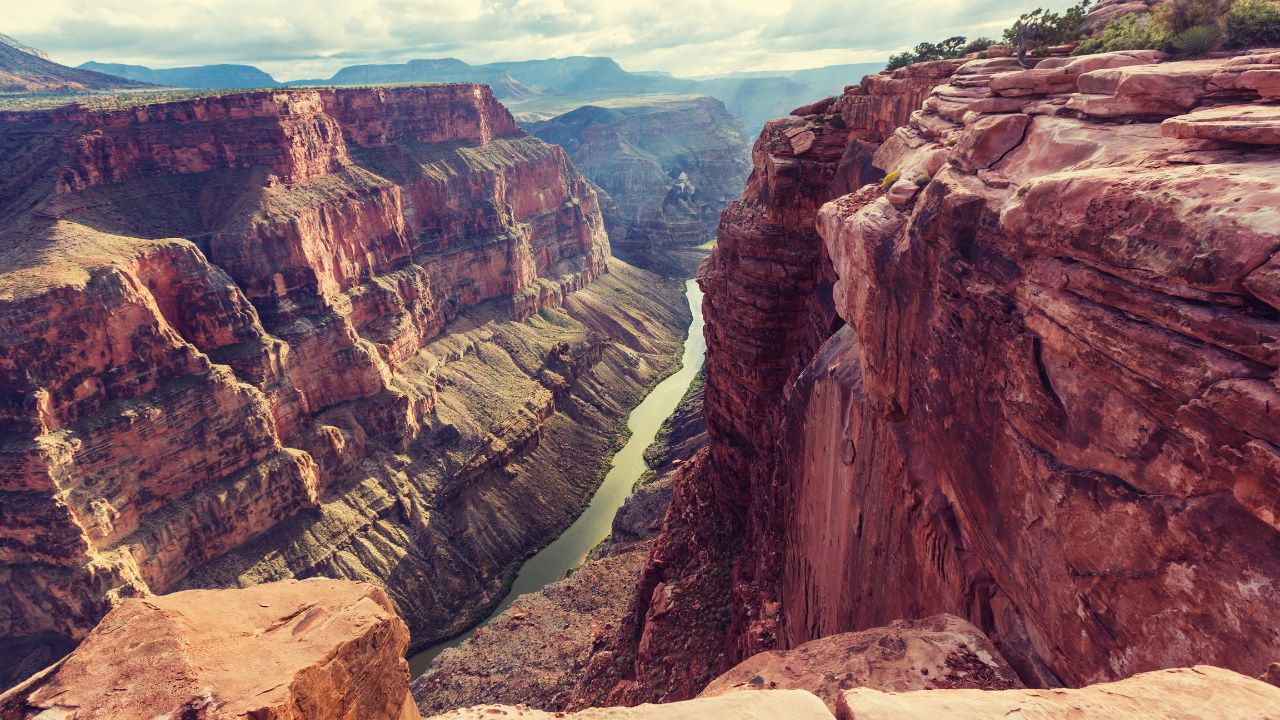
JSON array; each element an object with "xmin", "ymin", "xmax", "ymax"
[
  {"xmin": 962, "ymin": 37, "xmax": 1001, "ymax": 53},
  {"xmin": 1171, "ymin": 23, "xmax": 1224, "ymax": 54},
  {"xmin": 1224, "ymin": 0, "xmax": 1280, "ymax": 47},
  {"xmin": 886, "ymin": 52, "xmax": 916, "ymax": 70},
  {"xmin": 883, "ymin": 34, "xmax": 997, "ymax": 71},
  {"xmin": 1002, "ymin": 0, "xmax": 1094, "ymax": 51},
  {"xmin": 1154, "ymin": 0, "xmax": 1233, "ymax": 33},
  {"xmin": 1072, "ymin": 13, "xmax": 1170, "ymax": 54},
  {"xmin": 881, "ymin": 171, "xmax": 902, "ymax": 188}
]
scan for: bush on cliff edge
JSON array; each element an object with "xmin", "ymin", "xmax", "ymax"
[{"xmin": 1223, "ymin": 0, "xmax": 1280, "ymax": 46}]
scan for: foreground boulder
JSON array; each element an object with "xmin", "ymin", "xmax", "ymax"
[
  {"xmin": 0, "ymin": 579, "xmax": 417, "ymax": 720},
  {"xmin": 699, "ymin": 615, "xmax": 1023, "ymax": 711},
  {"xmin": 837, "ymin": 666, "xmax": 1280, "ymax": 719}
]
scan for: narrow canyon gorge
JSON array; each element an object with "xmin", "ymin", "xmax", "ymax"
[
  {"xmin": 0, "ymin": 85, "xmax": 694, "ymax": 689},
  {"xmin": 3, "ymin": 1, "xmax": 1280, "ymax": 717}
]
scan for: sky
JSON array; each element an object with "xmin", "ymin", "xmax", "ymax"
[{"xmin": 6, "ymin": 0, "xmax": 1079, "ymax": 81}]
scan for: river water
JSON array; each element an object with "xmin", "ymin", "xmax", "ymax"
[{"xmin": 408, "ymin": 278, "xmax": 707, "ymax": 676}]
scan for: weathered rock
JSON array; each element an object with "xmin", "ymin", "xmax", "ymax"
[
  {"xmin": 571, "ymin": 59, "xmax": 962, "ymax": 709},
  {"xmin": 0, "ymin": 579, "xmax": 417, "ymax": 720},
  {"xmin": 836, "ymin": 666, "xmax": 1280, "ymax": 719},
  {"xmin": 1069, "ymin": 59, "xmax": 1230, "ymax": 117},
  {"xmin": 1080, "ymin": 0, "xmax": 1162, "ymax": 35},
  {"xmin": 951, "ymin": 113, "xmax": 1029, "ymax": 172},
  {"xmin": 1162, "ymin": 104, "xmax": 1280, "ymax": 145},
  {"xmin": 427, "ymin": 690, "xmax": 836, "ymax": 720},
  {"xmin": 586, "ymin": 48, "xmax": 1280, "ymax": 704},
  {"xmin": 699, "ymin": 614, "xmax": 1023, "ymax": 712}
]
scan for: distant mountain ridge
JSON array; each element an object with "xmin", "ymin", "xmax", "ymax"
[
  {"xmin": 0, "ymin": 41, "xmax": 148, "ymax": 94},
  {"xmin": 78, "ymin": 61, "xmax": 278, "ymax": 89},
  {"xmin": 63, "ymin": 52, "xmax": 887, "ymax": 133}
]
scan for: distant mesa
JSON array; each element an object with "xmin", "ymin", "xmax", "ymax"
[{"xmin": 77, "ymin": 61, "xmax": 279, "ymax": 89}]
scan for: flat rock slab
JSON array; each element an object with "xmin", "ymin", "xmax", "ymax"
[
  {"xmin": 699, "ymin": 614, "xmax": 1022, "ymax": 712},
  {"xmin": 427, "ymin": 690, "xmax": 836, "ymax": 719},
  {"xmin": 1164, "ymin": 104, "xmax": 1280, "ymax": 145},
  {"xmin": 837, "ymin": 666, "xmax": 1280, "ymax": 719},
  {"xmin": 0, "ymin": 579, "xmax": 417, "ymax": 720}
]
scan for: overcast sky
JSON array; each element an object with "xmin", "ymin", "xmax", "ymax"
[{"xmin": 8, "ymin": 0, "xmax": 1078, "ymax": 81}]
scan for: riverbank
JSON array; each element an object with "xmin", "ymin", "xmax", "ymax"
[{"xmin": 411, "ymin": 278, "xmax": 708, "ymax": 712}]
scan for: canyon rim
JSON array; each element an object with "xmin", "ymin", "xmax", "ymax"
[{"xmin": 2, "ymin": 0, "xmax": 1280, "ymax": 718}]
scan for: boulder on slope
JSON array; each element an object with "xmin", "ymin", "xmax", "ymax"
[{"xmin": 699, "ymin": 614, "xmax": 1023, "ymax": 712}]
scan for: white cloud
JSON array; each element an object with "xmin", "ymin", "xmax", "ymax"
[{"xmin": 6, "ymin": 0, "xmax": 1082, "ymax": 80}]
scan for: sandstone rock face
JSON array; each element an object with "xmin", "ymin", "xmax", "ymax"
[
  {"xmin": 699, "ymin": 615, "xmax": 1023, "ymax": 712},
  {"xmin": 528, "ymin": 98, "xmax": 749, "ymax": 274},
  {"xmin": 0, "ymin": 579, "xmax": 418, "ymax": 720},
  {"xmin": 0, "ymin": 86, "xmax": 692, "ymax": 689},
  {"xmin": 571, "ymin": 63, "xmax": 962, "ymax": 707},
  {"xmin": 836, "ymin": 666, "xmax": 1280, "ymax": 719},
  {"xmin": 1162, "ymin": 104, "xmax": 1280, "ymax": 145},
  {"xmin": 586, "ymin": 49, "xmax": 1280, "ymax": 701}
]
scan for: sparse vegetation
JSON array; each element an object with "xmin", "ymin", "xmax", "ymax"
[
  {"xmin": 889, "ymin": 0, "xmax": 1279, "ymax": 69},
  {"xmin": 1003, "ymin": 1, "xmax": 1094, "ymax": 52},
  {"xmin": 1154, "ymin": 0, "xmax": 1234, "ymax": 34},
  {"xmin": 1073, "ymin": 13, "xmax": 1170, "ymax": 54},
  {"xmin": 1074, "ymin": 0, "xmax": 1280, "ymax": 57},
  {"xmin": 1223, "ymin": 0, "xmax": 1280, "ymax": 47},
  {"xmin": 881, "ymin": 170, "xmax": 902, "ymax": 188},
  {"xmin": 884, "ymin": 36, "xmax": 999, "ymax": 71},
  {"xmin": 1172, "ymin": 23, "xmax": 1225, "ymax": 54}
]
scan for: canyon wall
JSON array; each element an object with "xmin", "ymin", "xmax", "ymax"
[
  {"xmin": 0, "ymin": 85, "xmax": 690, "ymax": 688},
  {"xmin": 584, "ymin": 47, "xmax": 1280, "ymax": 702},
  {"xmin": 528, "ymin": 98, "xmax": 750, "ymax": 274}
]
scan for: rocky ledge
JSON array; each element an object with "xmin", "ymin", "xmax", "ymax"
[{"xmin": 0, "ymin": 579, "xmax": 418, "ymax": 719}]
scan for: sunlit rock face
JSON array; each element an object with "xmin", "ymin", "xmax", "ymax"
[
  {"xmin": 579, "ymin": 47, "xmax": 1280, "ymax": 704},
  {"xmin": 0, "ymin": 84, "xmax": 694, "ymax": 689},
  {"xmin": 0, "ymin": 579, "xmax": 421, "ymax": 720}
]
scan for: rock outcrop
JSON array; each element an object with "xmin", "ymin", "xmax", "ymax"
[
  {"xmin": 836, "ymin": 666, "xmax": 1280, "ymax": 719},
  {"xmin": 528, "ymin": 98, "xmax": 750, "ymax": 274},
  {"xmin": 583, "ymin": 47, "xmax": 1280, "ymax": 703},
  {"xmin": 0, "ymin": 85, "xmax": 691, "ymax": 689},
  {"xmin": 428, "ymin": 667, "xmax": 1280, "ymax": 720},
  {"xmin": 699, "ymin": 614, "xmax": 1024, "ymax": 712},
  {"xmin": 0, "ymin": 579, "xmax": 418, "ymax": 720},
  {"xmin": 427, "ymin": 690, "xmax": 836, "ymax": 720}
]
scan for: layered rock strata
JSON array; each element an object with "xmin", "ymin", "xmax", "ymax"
[
  {"xmin": 0, "ymin": 579, "xmax": 419, "ymax": 720},
  {"xmin": 0, "ymin": 85, "xmax": 689, "ymax": 688},
  {"xmin": 529, "ymin": 98, "xmax": 750, "ymax": 274},
  {"xmin": 586, "ymin": 47, "xmax": 1280, "ymax": 701}
]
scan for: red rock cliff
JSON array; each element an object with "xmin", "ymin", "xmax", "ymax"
[
  {"xmin": 584, "ymin": 48, "xmax": 1280, "ymax": 701},
  {"xmin": 0, "ymin": 85, "xmax": 631, "ymax": 687}
]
